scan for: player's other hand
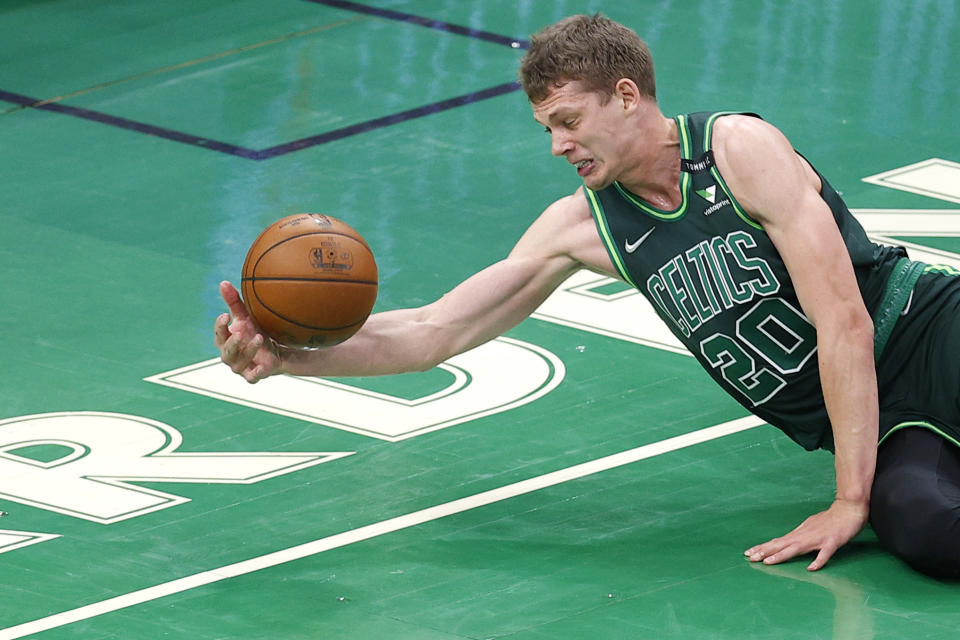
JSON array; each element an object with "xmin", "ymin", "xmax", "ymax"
[
  {"xmin": 744, "ymin": 498, "xmax": 869, "ymax": 571},
  {"xmin": 214, "ymin": 281, "xmax": 282, "ymax": 384}
]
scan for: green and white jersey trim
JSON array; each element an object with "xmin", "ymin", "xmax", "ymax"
[
  {"xmin": 607, "ymin": 114, "xmax": 694, "ymax": 221},
  {"xmin": 703, "ymin": 111, "xmax": 764, "ymax": 231},
  {"xmin": 584, "ymin": 187, "xmax": 638, "ymax": 289}
]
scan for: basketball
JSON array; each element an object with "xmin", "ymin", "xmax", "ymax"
[{"xmin": 241, "ymin": 213, "xmax": 378, "ymax": 349}]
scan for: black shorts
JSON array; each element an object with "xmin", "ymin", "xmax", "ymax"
[{"xmin": 876, "ymin": 264, "xmax": 960, "ymax": 447}]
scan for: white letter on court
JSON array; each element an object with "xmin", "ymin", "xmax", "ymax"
[
  {"xmin": 147, "ymin": 337, "xmax": 565, "ymax": 441},
  {"xmin": 0, "ymin": 412, "xmax": 352, "ymax": 524}
]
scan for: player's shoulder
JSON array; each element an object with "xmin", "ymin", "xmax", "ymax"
[
  {"xmin": 515, "ymin": 187, "xmax": 600, "ymax": 256},
  {"xmin": 711, "ymin": 114, "xmax": 802, "ymax": 195},
  {"xmin": 541, "ymin": 186, "xmax": 593, "ymax": 222},
  {"xmin": 712, "ymin": 114, "xmax": 795, "ymax": 161},
  {"xmin": 711, "ymin": 114, "xmax": 821, "ymax": 224},
  {"xmin": 510, "ymin": 187, "xmax": 614, "ymax": 275}
]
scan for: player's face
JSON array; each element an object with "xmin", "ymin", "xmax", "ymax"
[{"xmin": 532, "ymin": 80, "xmax": 630, "ymax": 190}]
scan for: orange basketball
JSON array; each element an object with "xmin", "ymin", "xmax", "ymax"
[{"xmin": 241, "ymin": 213, "xmax": 378, "ymax": 349}]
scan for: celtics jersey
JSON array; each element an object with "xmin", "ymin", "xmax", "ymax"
[{"xmin": 585, "ymin": 111, "xmax": 905, "ymax": 451}]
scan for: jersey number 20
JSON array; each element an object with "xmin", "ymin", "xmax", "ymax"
[{"xmin": 699, "ymin": 297, "xmax": 817, "ymax": 406}]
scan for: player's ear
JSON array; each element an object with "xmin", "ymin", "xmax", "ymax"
[{"xmin": 614, "ymin": 78, "xmax": 642, "ymax": 112}]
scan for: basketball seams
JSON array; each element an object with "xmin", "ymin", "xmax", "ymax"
[
  {"xmin": 248, "ymin": 280, "xmax": 376, "ymax": 330},
  {"xmin": 254, "ymin": 306, "xmax": 371, "ymax": 331},
  {"xmin": 254, "ymin": 231, "xmax": 370, "ymax": 260},
  {"xmin": 241, "ymin": 277, "xmax": 379, "ymax": 286},
  {"xmin": 241, "ymin": 214, "xmax": 378, "ymax": 347},
  {"xmin": 251, "ymin": 232, "xmax": 372, "ymax": 275}
]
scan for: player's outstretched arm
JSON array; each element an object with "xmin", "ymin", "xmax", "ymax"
[{"xmin": 215, "ymin": 191, "xmax": 610, "ymax": 383}]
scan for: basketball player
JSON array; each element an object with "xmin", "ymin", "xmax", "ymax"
[{"xmin": 215, "ymin": 14, "xmax": 960, "ymax": 577}]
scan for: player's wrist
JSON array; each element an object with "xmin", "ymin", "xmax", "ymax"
[
  {"xmin": 267, "ymin": 337, "xmax": 286, "ymax": 376},
  {"xmin": 834, "ymin": 467, "xmax": 874, "ymax": 506},
  {"xmin": 833, "ymin": 495, "xmax": 870, "ymax": 515}
]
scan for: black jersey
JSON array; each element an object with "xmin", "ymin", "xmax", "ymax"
[{"xmin": 585, "ymin": 111, "xmax": 906, "ymax": 451}]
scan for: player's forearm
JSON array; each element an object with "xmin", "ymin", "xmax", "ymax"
[
  {"xmin": 276, "ymin": 256, "xmax": 573, "ymax": 378},
  {"xmin": 276, "ymin": 307, "xmax": 445, "ymax": 377},
  {"xmin": 818, "ymin": 316, "xmax": 878, "ymax": 504},
  {"xmin": 273, "ymin": 236, "xmax": 582, "ymax": 381}
]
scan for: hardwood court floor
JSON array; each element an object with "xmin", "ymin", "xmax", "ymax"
[{"xmin": 2, "ymin": 1, "xmax": 959, "ymax": 638}]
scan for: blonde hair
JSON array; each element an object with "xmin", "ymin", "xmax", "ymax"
[{"xmin": 520, "ymin": 14, "xmax": 656, "ymax": 104}]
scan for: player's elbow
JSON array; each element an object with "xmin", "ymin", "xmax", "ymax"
[
  {"xmin": 415, "ymin": 347, "xmax": 448, "ymax": 372},
  {"xmin": 416, "ymin": 324, "xmax": 493, "ymax": 372},
  {"xmin": 822, "ymin": 303, "xmax": 874, "ymax": 349},
  {"xmin": 848, "ymin": 306, "xmax": 875, "ymax": 343},
  {"xmin": 409, "ymin": 310, "xmax": 460, "ymax": 372},
  {"xmin": 412, "ymin": 297, "xmax": 507, "ymax": 372},
  {"xmin": 416, "ymin": 328, "xmax": 475, "ymax": 372}
]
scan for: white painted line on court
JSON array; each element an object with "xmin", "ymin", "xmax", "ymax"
[{"xmin": 0, "ymin": 415, "xmax": 763, "ymax": 639}]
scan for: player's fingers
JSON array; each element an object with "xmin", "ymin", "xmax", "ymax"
[
  {"xmin": 761, "ymin": 542, "xmax": 804, "ymax": 565},
  {"xmin": 220, "ymin": 336, "xmax": 240, "ymax": 369},
  {"xmin": 240, "ymin": 333, "xmax": 264, "ymax": 369},
  {"xmin": 221, "ymin": 332, "xmax": 255, "ymax": 373},
  {"xmin": 744, "ymin": 537, "xmax": 785, "ymax": 562},
  {"xmin": 220, "ymin": 281, "xmax": 249, "ymax": 319},
  {"xmin": 213, "ymin": 313, "xmax": 232, "ymax": 348},
  {"xmin": 247, "ymin": 363, "xmax": 271, "ymax": 384},
  {"xmin": 233, "ymin": 336, "xmax": 265, "ymax": 383},
  {"xmin": 806, "ymin": 545, "xmax": 837, "ymax": 572}
]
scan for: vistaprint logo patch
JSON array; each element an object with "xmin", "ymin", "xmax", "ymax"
[
  {"xmin": 696, "ymin": 185, "xmax": 718, "ymax": 203},
  {"xmin": 696, "ymin": 184, "xmax": 730, "ymax": 216}
]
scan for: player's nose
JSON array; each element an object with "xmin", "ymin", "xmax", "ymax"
[{"xmin": 550, "ymin": 131, "xmax": 573, "ymax": 157}]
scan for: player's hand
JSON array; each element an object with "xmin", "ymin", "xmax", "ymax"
[
  {"xmin": 214, "ymin": 281, "xmax": 282, "ymax": 383},
  {"xmin": 744, "ymin": 498, "xmax": 869, "ymax": 571}
]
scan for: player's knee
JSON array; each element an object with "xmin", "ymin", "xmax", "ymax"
[
  {"xmin": 871, "ymin": 468, "xmax": 960, "ymax": 578},
  {"xmin": 891, "ymin": 520, "xmax": 960, "ymax": 579}
]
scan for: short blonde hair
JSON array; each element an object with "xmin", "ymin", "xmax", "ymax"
[{"xmin": 519, "ymin": 14, "xmax": 656, "ymax": 104}]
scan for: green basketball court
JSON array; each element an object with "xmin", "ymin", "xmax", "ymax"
[{"xmin": 2, "ymin": 1, "xmax": 959, "ymax": 637}]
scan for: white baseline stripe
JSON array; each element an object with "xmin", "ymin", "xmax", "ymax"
[{"xmin": 0, "ymin": 415, "xmax": 763, "ymax": 639}]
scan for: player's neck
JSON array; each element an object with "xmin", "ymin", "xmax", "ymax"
[{"xmin": 616, "ymin": 115, "xmax": 682, "ymax": 210}]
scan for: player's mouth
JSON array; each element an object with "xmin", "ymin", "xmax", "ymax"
[{"xmin": 575, "ymin": 158, "xmax": 595, "ymax": 177}]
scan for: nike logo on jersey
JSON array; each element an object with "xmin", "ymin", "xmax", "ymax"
[
  {"xmin": 625, "ymin": 227, "xmax": 655, "ymax": 253},
  {"xmin": 901, "ymin": 290, "xmax": 914, "ymax": 316}
]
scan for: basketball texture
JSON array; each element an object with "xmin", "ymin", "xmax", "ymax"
[{"xmin": 241, "ymin": 213, "xmax": 378, "ymax": 349}]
